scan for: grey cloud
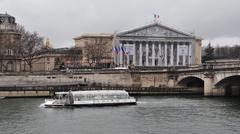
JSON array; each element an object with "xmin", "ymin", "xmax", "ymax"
[{"xmin": 0, "ymin": 0, "xmax": 240, "ymax": 47}]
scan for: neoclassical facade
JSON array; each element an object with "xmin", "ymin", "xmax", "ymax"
[
  {"xmin": 74, "ymin": 33, "xmax": 114, "ymax": 67},
  {"xmin": 113, "ymin": 22, "xmax": 202, "ymax": 67},
  {"xmin": 0, "ymin": 13, "xmax": 21, "ymax": 72}
]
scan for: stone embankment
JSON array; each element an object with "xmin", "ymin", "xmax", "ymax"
[{"xmin": 0, "ymin": 70, "xmax": 202, "ymax": 97}]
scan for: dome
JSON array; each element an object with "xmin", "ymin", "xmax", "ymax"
[
  {"xmin": 0, "ymin": 13, "xmax": 16, "ymax": 24},
  {"xmin": 43, "ymin": 38, "xmax": 53, "ymax": 49}
]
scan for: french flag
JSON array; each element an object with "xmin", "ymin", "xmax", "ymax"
[
  {"xmin": 112, "ymin": 46, "xmax": 121, "ymax": 54},
  {"xmin": 121, "ymin": 46, "xmax": 125, "ymax": 52},
  {"xmin": 112, "ymin": 46, "xmax": 116, "ymax": 52}
]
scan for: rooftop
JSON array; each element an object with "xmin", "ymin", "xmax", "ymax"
[
  {"xmin": 0, "ymin": 13, "xmax": 14, "ymax": 17},
  {"xmin": 0, "ymin": 12, "xmax": 16, "ymax": 25},
  {"xmin": 74, "ymin": 33, "xmax": 114, "ymax": 40},
  {"xmin": 117, "ymin": 22, "xmax": 202, "ymax": 40}
]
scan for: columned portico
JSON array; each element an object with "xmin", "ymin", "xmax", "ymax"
[
  {"xmin": 114, "ymin": 22, "xmax": 201, "ymax": 67},
  {"xmin": 115, "ymin": 40, "xmax": 195, "ymax": 67}
]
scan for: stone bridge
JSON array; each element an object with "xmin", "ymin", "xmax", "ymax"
[
  {"xmin": 160, "ymin": 64, "xmax": 240, "ymax": 96},
  {"xmin": 70, "ymin": 63, "xmax": 240, "ymax": 97},
  {"xmin": 42, "ymin": 63, "xmax": 240, "ymax": 96}
]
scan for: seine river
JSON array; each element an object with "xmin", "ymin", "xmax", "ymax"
[{"xmin": 1, "ymin": 96, "xmax": 240, "ymax": 134}]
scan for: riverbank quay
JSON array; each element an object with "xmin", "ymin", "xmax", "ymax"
[
  {"xmin": 0, "ymin": 69, "xmax": 200, "ymax": 97},
  {"xmin": 0, "ymin": 84, "xmax": 202, "ymax": 97},
  {"xmin": 0, "ymin": 62, "xmax": 240, "ymax": 97},
  {"xmin": 81, "ymin": 87, "xmax": 203, "ymax": 96},
  {"xmin": 0, "ymin": 82, "xmax": 85, "ymax": 97}
]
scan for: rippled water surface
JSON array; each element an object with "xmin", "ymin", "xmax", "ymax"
[{"xmin": 1, "ymin": 96, "xmax": 240, "ymax": 134}]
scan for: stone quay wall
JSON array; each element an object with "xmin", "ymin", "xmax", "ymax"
[
  {"xmin": 0, "ymin": 71, "xmax": 171, "ymax": 88},
  {"xmin": 0, "ymin": 71, "xmax": 176, "ymax": 97}
]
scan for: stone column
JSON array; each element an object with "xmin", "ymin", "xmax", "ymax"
[
  {"xmin": 146, "ymin": 42, "xmax": 149, "ymax": 66},
  {"xmin": 139, "ymin": 42, "xmax": 142, "ymax": 66},
  {"xmin": 120, "ymin": 42, "xmax": 123, "ymax": 66},
  {"xmin": 113, "ymin": 44, "xmax": 117, "ymax": 66},
  {"xmin": 158, "ymin": 43, "xmax": 161, "ymax": 66},
  {"xmin": 164, "ymin": 42, "xmax": 167, "ymax": 66},
  {"xmin": 186, "ymin": 43, "xmax": 189, "ymax": 66},
  {"xmin": 118, "ymin": 41, "xmax": 121, "ymax": 66},
  {"xmin": 124, "ymin": 43, "xmax": 127, "ymax": 66},
  {"xmin": 152, "ymin": 42, "xmax": 155, "ymax": 66},
  {"xmin": 177, "ymin": 42, "xmax": 179, "ymax": 66},
  {"xmin": 133, "ymin": 43, "xmax": 136, "ymax": 65},
  {"xmin": 170, "ymin": 43, "xmax": 174, "ymax": 66},
  {"xmin": 126, "ymin": 44, "xmax": 129, "ymax": 66},
  {"xmin": 182, "ymin": 44, "xmax": 186, "ymax": 66},
  {"xmin": 188, "ymin": 43, "xmax": 192, "ymax": 65}
]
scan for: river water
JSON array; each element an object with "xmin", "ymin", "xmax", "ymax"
[{"xmin": 1, "ymin": 96, "xmax": 240, "ymax": 134}]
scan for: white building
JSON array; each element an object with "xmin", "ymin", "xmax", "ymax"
[{"xmin": 113, "ymin": 22, "xmax": 202, "ymax": 67}]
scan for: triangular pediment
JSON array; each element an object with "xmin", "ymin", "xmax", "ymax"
[{"xmin": 118, "ymin": 23, "xmax": 193, "ymax": 38}]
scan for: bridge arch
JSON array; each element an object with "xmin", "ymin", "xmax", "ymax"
[
  {"xmin": 215, "ymin": 75, "xmax": 240, "ymax": 96},
  {"xmin": 178, "ymin": 76, "xmax": 204, "ymax": 87},
  {"xmin": 177, "ymin": 76, "xmax": 204, "ymax": 94}
]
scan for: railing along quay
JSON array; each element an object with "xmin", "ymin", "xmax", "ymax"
[
  {"xmin": 0, "ymin": 82, "xmax": 85, "ymax": 92},
  {"xmin": 0, "ymin": 84, "xmax": 202, "ymax": 95},
  {"xmin": 81, "ymin": 87, "xmax": 203, "ymax": 95},
  {"xmin": 0, "ymin": 62, "xmax": 240, "ymax": 76}
]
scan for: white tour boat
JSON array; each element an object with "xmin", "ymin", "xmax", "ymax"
[{"xmin": 43, "ymin": 90, "xmax": 136, "ymax": 108}]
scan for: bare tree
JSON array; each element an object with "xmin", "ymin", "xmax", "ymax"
[
  {"xmin": 66, "ymin": 47, "xmax": 82, "ymax": 68},
  {"xmin": 18, "ymin": 26, "xmax": 44, "ymax": 72},
  {"xmin": 84, "ymin": 43, "xmax": 95, "ymax": 67},
  {"xmin": 84, "ymin": 38, "xmax": 108, "ymax": 67}
]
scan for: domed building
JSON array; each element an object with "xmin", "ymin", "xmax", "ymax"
[{"xmin": 0, "ymin": 13, "xmax": 21, "ymax": 72}]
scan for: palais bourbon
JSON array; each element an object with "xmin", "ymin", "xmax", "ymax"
[{"xmin": 113, "ymin": 22, "xmax": 202, "ymax": 67}]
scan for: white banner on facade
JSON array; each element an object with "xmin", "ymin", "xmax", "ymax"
[
  {"xmin": 125, "ymin": 44, "xmax": 134, "ymax": 55},
  {"xmin": 179, "ymin": 45, "xmax": 188, "ymax": 56}
]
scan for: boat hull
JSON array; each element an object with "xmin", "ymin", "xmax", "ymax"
[
  {"xmin": 44, "ymin": 104, "xmax": 65, "ymax": 108},
  {"xmin": 44, "ymin": 99, "xmax": 136, "ymax": 108},
  {"xmin": 65, "ymin": 101, "xmax": 137, "ymax": 107}
]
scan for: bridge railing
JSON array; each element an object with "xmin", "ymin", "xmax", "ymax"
[
  {"xmin": 175, "ymin": 63, "xmax": 240, "ymax": 72},
  {"xmin": 212, "ymin": 63, "xmax": 240, "ymax": 69},
  {"xmin": 1, "ymin": 62, "xmax": 240, "ymax": 75}
]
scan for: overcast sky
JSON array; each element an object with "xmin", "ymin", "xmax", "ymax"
[{"xmin": 1, "ymin": 0, "xmax": 240, "ymax": 48}]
